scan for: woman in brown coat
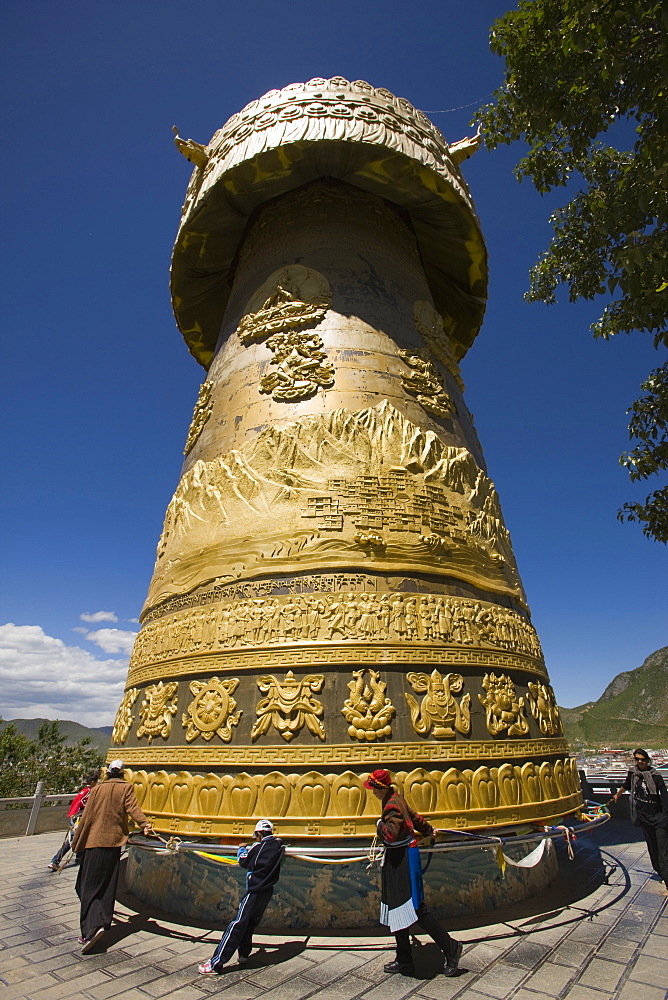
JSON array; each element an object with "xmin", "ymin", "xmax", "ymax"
[{"xmin": 71, "ymin": 759, "xmax": 152, "ymax": 952}]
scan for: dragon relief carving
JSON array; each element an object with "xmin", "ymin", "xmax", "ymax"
[
  {"xmin": 136, "ymin": 681, "xmax": 179, "ymax": 743},
  {"xmin": 251, "ymin": 670, "xmax": 325, "ymax": 742},
  {"xmin": 111, "ymin": 688, "xmax": 139, "ymax": 744},
  {"xmin": 412, "ymin": 300, "xmax": 465, "ymax": 390},
  {"xmin": 398, "ymin": 349, "xmax": 454, "ymax": 418},
  {"xmin": 527, "ymin": 681, "xmax": 563, "ymax": 736},
  {"xmin": 259, "ymin": 330, "xmax": 335, "ymax": 401},
  {"xmin": 183, "ymin": 381, "xmax": 213, "ymax": 456},
  {"xmin": 478, "ymin": 673, "xmax": 529, "ymax": 737},
  {"xmin": 182, "ymin": 677, "xmax": 242, "ymax": 742},
  {"xmin": 237, "ymin": 265, "xmax": 331, "ymax": 346},
  {"xmin": 405, "ymin": 669, "xmax": 471, "ymax": 737},
  {"xmin": 342, "ymin": 669, "xmax": 395, "ymax": 741}
]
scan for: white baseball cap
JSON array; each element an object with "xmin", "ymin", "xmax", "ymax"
[
  {"xmin": 254, "ymin": 819, "xmax": 273, "ymax": 833},
  {"xmin": 108, "ymin": 759, "xmax": 124, "ymax": 771}
]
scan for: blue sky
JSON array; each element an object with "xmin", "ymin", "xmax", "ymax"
[{"xmin": 0, "ymin": 0, "xmax": 665, "ymax": 727}]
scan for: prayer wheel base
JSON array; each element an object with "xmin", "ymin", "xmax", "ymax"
[{"xmin": 125, "ymin": 838, "xmax": 558, "ymax": 930}]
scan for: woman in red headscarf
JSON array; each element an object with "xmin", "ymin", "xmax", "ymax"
[{"xmin": 365, "ymin": 768, "xmax": 462, "ymax": 978}]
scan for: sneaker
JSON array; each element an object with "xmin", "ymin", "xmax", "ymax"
[
  {"xmin": 198, "ymin": 960, "xmax": 222, "ymax": 975},
  {"xmin": 47, "ymin": 863, "xmax": 58, "ymax": 871},
  {"xmin": 81, "ymin": 927, "xmax": 105, "ymax": 953},
  {"xmin": 442, "ymin": 939, "xmax": 463, "ymax": 976},
  {"xmin": 384, "ymin": 960, "xmax": 415, "ymax": 976},
  {"xmin": 237, "ymin": 955, "xmax": 249, "ymax": 964}
]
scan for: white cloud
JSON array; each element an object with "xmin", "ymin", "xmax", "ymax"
[
  {"xmin": 72, "ymin": 626, "xmax": 90, "ymax": 635},
  {"xmin": 0, "ymin": 623, "xmax": 128, "ymax": 728},
  {"xmin": 85, "ymin": 628, "xmax": 137, "ymax": 654},
  {"xmin": 80, "ymin": 611, "xmax": 118, "ymax": 623}
]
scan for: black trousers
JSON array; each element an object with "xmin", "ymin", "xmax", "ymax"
[
  {"xmin": 640, "ymin": 822, "xmax": 668, "ymax": 883},
  {"xmin": 75, "ymin": 847, "xmax": 121, "ymax": 939},
  {"xmin": 210, "ymin": 888, "xmax": 273, "ymax": 969},
  {"xmin": 394, "ymin": 902, "xmax": 457, "ymax": 966}
]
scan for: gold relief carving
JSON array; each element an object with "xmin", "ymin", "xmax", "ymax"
[
  {"xmin": 405, "ymin": 670, "xmax": 471, "ymax": 737},
  {"xmin": 115, "ymin": 738, "xmax": 570, "ymax": 769},
  {"xmin": 237, "ymin": 266, "xmax": 331, "ymax": 345},
  {"xmin": 251, "ymin": 670, "xmax": 325, "ymax": 742},
  {"xmin": 479, "ymin": 673, "xmax": 529, "ymax": 737},
  {"xmin": 331, "ymin": 771, "xmax": 367, "ymax": 816},
  {"xmin": 398, "ymin": 349, "xmax": 454, "ymax": 418},
  {"xmin": 182, "ymin": 676, "xmax": 242, "ymax": 742},
  {"xmin": 259, "ymin": 330, "xmax": 335, "ymax": 401},
  {"xmin": 413, "ymin": 300, "xmax": 465, "ymax": 388},
  {"xmin": 124, "ymin": 757, "xmax": 581, "ymax": 834},
  {"xmin": 127, "ymin": 645, "xmax": 550, "ymax": 691},
  {"xmin": 111, "ymin": 688, "xmax": 139, "ymax": 744},
  {"xmin": 527, "ymin": 681, "xmax": 563, "ymax": 736},
  {"xmin": 259, "ymin": 771, "xmax": 292, "ymax": 815},
  {"xmin": 405, "ymin": 768, "xmax": 439, "ymax": 814},
  {"xmin": 295, "ymin": 772, "xmax": 330, "ymax": 815},
  {"xmin": 183, "ymin": 381, "xmax": 213, "ymax": 456},
  {"xmin": 146, "ymin": 402, "xmax": 526, "ymax": 611},
  {"xmin": 130, "ymin": 593, "xmax": 543, "ymax": 671},
  {"xmin": 228, "ymin": 772, "xmax": 257, "ymax": 816},
  {"xmin": 342, "ymin": 669, "xmax": 395, "ymax": 741},
  {"xmin": 136, "ymin": 682, "xmax": 178, "ymax": 743}
]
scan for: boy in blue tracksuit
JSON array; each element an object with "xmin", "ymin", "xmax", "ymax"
[{"xmin": 199, "ymin": 819, "xmax": 285, "ymax": 974}]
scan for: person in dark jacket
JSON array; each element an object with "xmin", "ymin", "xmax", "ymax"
[
  {"xmin": 199, "ymin": 818, "xmax": 285, "ymax": 974},
  {"xmin": 609, "ymin": 748, "xmax": 668, "ymax": 888},
  {"xmin": 365, "ymin": 768, "xmax": 462, "ymax": 978}
]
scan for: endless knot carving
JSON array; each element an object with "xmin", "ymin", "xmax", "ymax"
[
  {"xmin": 251, "ymin": 670, "xmax": 325, "ymax": 742},
  {"xmin": 112, "ymin": 688, "xmax": 139, "ymax": 744},
  {"xmin": 405, "ymin": 669, "xmax": 471, "ymax": 737},
  {"xmin": 137, "ymin": 681, "xmax": 179, "ymax": 743},
  {"xmin": 342, "ymin": 669, "xmax": 395, "ymax": 741},
  {"xmin": 527, "ymin": 681, "xmax": 563, "ymax": 736},
  {"xmin": 183, "ymin": 381, "xmax": 213, "ymax": 456},
  {"xmin": 237, "ymin": 266, "xmax": 331, "ymax": 346},
  {"xmin": 479, "ymin": 673, "xmax": 529, "ymax": 737},
  {"xmin": 398, "ymin": 349, "xmax": 454, "ymax": 418},
  {"xmin": 259, "ymin": 331, "xmax": 335, "ymax": 401},
  {"xmin": 182, "ymin": 677, "xmax": 242, "ymax": 743}
]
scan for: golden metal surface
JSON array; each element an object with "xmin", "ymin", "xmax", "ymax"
[
  {"xmin": 111, "ymin": 737, "xmax": 571, "ymax": 767},
  {"xmin": 121, "ymin": 757, "xmax": 581, "ymax": 837},
  {"xmin": 136, "ymin": 682, "xmax": 178, "ymax": 743},
  {"xmin": 182, "ymin": 677, "xmax": 241, "ymax": 743},
  {"xmin": 479, "ymin": 672, "xmax": 530, "ymax": 737},
  {"xmin": 342, "ymin": 669, "xmax": 395, "ymax": 741},
  {"xmin": 133, "ymin": 594, "xmax": 539, "ymax": 670},
  {"xmin": 251, "ymin": 670, "xmax": 325, "ymax": 742},
  {"xmin": 126, "ymin": 643, "xmax": 550, "ymax": 690},
  {"xmin": 171, "ymin": 78, "xmax": 486, "ymax": 368},
  {"xmin": 183, "ymin": 382, "xmax": 213, "ymax": 456},
  {"xmin": 111, "ymin": 82, "xmax": 582, "ymax": 838},
  {"xmin": 405, "ymin": 670, "xmax": 471, "ymax": 737}
]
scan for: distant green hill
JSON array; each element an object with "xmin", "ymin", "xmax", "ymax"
[
  {"xmin": 0, "ymin": 718, "xmax": 112, "ymax": 752},
  {"xmin": 560, "ymin": 646, "xmax": 668, "ymax": 746}
]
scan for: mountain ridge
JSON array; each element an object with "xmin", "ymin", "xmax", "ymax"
[{"xmin": 560, "ymin": 646, "xmax": 668, "ymax": 746}]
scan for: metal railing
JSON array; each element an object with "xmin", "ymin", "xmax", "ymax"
[{"xmin": 0, "ymin": 782, "xmax": 73, "ymax": 837}]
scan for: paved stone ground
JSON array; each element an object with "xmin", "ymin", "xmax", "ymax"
[{"xmin": 1, "ymin": 820, "xmax": 666, "ymax": 1000}]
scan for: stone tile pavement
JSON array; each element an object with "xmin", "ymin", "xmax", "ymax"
[{"xmin": 1, "ymin": 820, "xmax": 666, "ymax": 1000}]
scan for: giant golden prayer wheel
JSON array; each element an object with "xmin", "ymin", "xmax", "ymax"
[{"xmin": 111, "ymin": 77, "xmax": 581, "ymax": 844}]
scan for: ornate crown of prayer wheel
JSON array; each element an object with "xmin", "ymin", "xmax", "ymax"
[{"xmin": 111, "ymin": 77, "xmax": 581, "ymax": 842}]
